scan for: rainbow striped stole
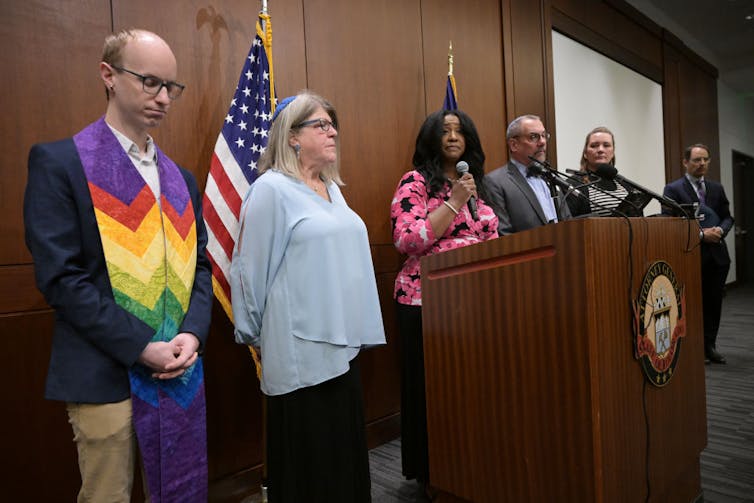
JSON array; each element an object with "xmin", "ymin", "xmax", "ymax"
[{"xmin": 73, "ymin": 118, "xmax": 207, "ymax": 502}]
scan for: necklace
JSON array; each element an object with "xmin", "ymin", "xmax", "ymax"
[
  {"xmin": 304, "ymin": 177, "xmax": 329, "ymax": 200},
  {"xmin": 306, "ymin": 179, "xmax": 325, "ymax": 192}
]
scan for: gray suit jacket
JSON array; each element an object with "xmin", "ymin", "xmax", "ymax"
[{"xmin": 484, "ymin": 161, "xmax": 572, "ymax": 235}]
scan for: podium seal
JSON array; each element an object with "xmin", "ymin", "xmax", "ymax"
[{"xmin": 634, "ymin": 261, "xmax": 686, "ymax": 387}]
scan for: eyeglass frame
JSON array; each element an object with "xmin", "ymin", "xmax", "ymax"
[
  {"xmin": 110, "ymin": 64, "xmax": 186, "ymax": 100},
  {"xmin": 514, "ymin": 131, "xmax": 551, "ymax": 143},
  {"xmin": 293, "ymin": 118, "xmax": 337, "ymax": 132}
]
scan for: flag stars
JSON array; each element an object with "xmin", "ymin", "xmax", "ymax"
[
  {"xmin": 235, "ymin": 138, "xmax": 245, "ymax": 148},
  {"xmin": 225, "ymin": 114, "xmax": 234, "ymax": 124},
  {"xmin": 242, "ymin": 87, "xmax": 252, "ymax": 97},
  {"xmin": 239, "ymin": 121, "xmax": 248, "ymax": 131},
  {"xmin": 240, "ymin": 104, "xmax": 249, "ymax": 114}
]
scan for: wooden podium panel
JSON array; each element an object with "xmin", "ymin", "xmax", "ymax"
[{"xmin": 420, "ymin": 218, "xmax": 706, "ymax": 503}]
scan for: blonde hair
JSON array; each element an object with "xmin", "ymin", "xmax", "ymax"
[
  {"xmin": 258, "ymin": 90, "xmax": 343, "ymax": 185},
  {"xmin": 101, "ymin": 28, "xmax": 158, "ymax": 101}
]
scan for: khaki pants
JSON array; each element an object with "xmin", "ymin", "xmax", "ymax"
[{"xmin": 67, "ymin": 399, "xmax": 135, "ymax": 503}]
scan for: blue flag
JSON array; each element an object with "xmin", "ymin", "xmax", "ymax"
[{"xmin": 443, "ymin": 74, "xmax": 458, "ymax": 110}]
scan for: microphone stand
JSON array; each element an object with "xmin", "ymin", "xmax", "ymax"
[
  {"xmin": 528, "ymin": 157, "xmax": 644, "ymax": 219},
  {"xmin": 528, "ymin": 157, "xmax": 620, "ymax": 219},
  {"xmin": 545, "ymin": 172, "xmax": 563, "ymax": 222}
]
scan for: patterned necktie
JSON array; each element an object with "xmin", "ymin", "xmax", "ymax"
[{"xmin": 696, "ymin": 179, "xmax": 706, "ymax": 205}]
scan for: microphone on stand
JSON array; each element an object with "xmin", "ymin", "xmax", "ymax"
[
  {"xmin": 592, "ymin": 163, "xmax": 686, "ymax": 216},
  {"xmin": 528, "ymin": 158, "xmax": 634, "ymax": 218},
  {"xmin": 455, "ymin": 161, "xmax": 479, "ymax": 220},
  {"xmin": 526, "ymin": 157, "xmax": 574, "ymax": 193}
]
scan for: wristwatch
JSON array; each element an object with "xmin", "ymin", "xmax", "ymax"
[{"xmin": 699, "ymin": 229, "xmax": 704, "ymax": 242}]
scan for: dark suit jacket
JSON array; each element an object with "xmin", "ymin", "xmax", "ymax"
[
  {"xmin": 24, "ymin": 137, "xmax": 213, "ymax": 403},
  {"xmin": 484, "ymin": 161, "xmax": 572, "ymax": 235},
  {"xmin": 662, "ymin": 176, "xmax": 733, "ymax": 266}
]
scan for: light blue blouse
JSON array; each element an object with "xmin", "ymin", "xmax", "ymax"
[{"xmin": 230, "ymin": 170, "xmax": 386, "ymax": 395}]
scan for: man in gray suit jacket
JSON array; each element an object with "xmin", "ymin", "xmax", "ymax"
[{"xmin": 485, "ymin": 115, "xmax": 571, "ymax": 235}]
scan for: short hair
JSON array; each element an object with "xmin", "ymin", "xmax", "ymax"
[
  {"xmin": 412, "ymin": 109, "xmax": 487, "ymax": 200},
  {"xmin": 506, "ymin": 114, "xmax": 541, "ymax": 141},
  {"xmin": 258, "ymin": 90, "xmax": 343, "ymax": 185},
  {"xmin": 101, "ymin": 28, "xmax": 147, "ymax": 101},
  {"xmin": 683, "ymin": 143, "xmax": 710, "ymax": 161},
  {"xmin": 580, "ymin": 126, "xmax": 616, "ymax": 170}
]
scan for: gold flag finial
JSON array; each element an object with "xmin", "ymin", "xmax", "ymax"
[{"xmin": 448, "ymin": 40, "xmax": 454, "ymax": 76}]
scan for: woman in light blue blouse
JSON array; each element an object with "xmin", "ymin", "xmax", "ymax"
[{"xmin": 230, "ymin": 91, "xmax": 386, "ymax": 503}]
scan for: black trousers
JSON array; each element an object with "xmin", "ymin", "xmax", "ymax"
[
  {"xmin": 396, "ymin": 302, "xmax": 430, "ymax": 483},
  {"xmin": 701, "ymin": 258, "xmax": 730, "ymax": 348}
]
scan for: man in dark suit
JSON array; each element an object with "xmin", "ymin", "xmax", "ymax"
[
  {"xmin": 485, "ymin": 114, "xmax": 571, "ymax": 234},
  {"xmin": 23, "ymin": 29, "xmax": 212, "ymax": 501},
  {"xmin": 663, "ymin": 143, "xmax": 734, "ymax": 364}
]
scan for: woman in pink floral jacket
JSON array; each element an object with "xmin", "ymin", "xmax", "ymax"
[{"xmin": 390, "ymin": 109, "xmax": 498, "ymax": 493}]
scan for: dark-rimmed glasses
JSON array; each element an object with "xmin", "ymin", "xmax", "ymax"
[
  {"xmin": 111, "ymin": 65, "xmax": 185, "ymax": 100},
  {"xmin": 516, "ymin": 132, "xmax": 550, "ymax": 143},
  {"xmin": 293, "ymin": 118, "xmax": 337, "ymax": 132}
]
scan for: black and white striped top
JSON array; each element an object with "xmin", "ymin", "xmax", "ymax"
[{"xmin": 586, "ymin": 181, "xmax": 629, "ymax": 216}]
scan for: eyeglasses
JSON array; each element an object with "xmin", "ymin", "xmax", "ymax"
[
  {"xmin": 111, "ymin": 65, "xmax": 185, "ymax": 100},
  {"xmin": 516, "ymin": 132, "xmax": 550, "ymax": 143},
  {"xmin": 293, "ymin": 118, "xmax": 337, "ymax": 132}
]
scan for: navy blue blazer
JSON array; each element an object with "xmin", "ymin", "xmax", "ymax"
[
  {"xmin": 24, "ymin": 138, "xmax": 213, "ymax": 403},
  {"xmin": 662, "ymin": 176, "xmax": 733, "ymax": 266}
]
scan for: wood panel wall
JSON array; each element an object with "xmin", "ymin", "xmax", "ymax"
[{"xmin": 0, "ymin": 0, "xmax": 720, "ymax": 500}]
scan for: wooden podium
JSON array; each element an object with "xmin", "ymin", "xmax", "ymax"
[{"xmin": 420, "ymin": 218, "xmax": 706, "ymax": 503}]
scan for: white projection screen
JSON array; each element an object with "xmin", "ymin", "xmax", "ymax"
[{"xmin": 552, "ymin": 31, "xmax": 665, "ymax": 215}]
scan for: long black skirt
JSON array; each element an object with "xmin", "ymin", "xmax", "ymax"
[
  {"xmin": 396, "ymin": 303, "xmax": 430, "ymax": 483},
  {"xmin": 266, "ymin": 357, "xmax": 371, "ymax": 503}
]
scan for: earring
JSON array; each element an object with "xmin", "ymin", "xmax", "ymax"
[{"xmin": 293, "ymin": 144, "xmax": 301, "ymax": 158}]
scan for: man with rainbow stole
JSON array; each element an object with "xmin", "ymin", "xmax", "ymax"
[{"xmin": 24, "ymin": 29, "xmax": 212, "ymax": 502}]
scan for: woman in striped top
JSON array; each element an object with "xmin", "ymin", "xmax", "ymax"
[{"xmin": 567, "ymin": 126, "xmax": 636, "ymax": 217}]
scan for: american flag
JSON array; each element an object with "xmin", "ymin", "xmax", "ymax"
[{"xmin": 203, "ymin": 12, "xmax": 276, "ymax": 321}]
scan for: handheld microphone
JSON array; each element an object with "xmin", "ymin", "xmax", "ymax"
[{"xmin": 455, "ymin": 161, "xmax": 479, "ymax": 220}]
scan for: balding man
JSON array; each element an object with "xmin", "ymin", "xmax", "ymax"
[
  {"xmin": 485, "ymin": 114, "xmax": 571, "ymax": 234},
  {"xmin": 24, "ymin": 29, "xmax": 212, "ymax": 501}
]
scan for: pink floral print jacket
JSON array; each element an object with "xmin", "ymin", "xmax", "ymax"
[{"xmin": 391, "ymin": 170, "xmax": 499, "ymax": 306}]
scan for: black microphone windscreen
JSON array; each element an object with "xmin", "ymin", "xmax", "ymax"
[
  {"xmin": 456, "ymin": 161, "xmax": 470, "ymax": 175},
  {"xmin": 594, "ymin": 163, "xmax": 618, "ymax": 180}
]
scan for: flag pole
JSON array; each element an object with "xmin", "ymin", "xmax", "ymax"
[
  {"xmin": 443, "ymin": 40, "xmax": 458, "ymax": 110},
  {"xmin": 259, "ymin": 8, "xmax": 269, "ymax": 503},
  {"xmin": 258, "ymin": 5, "xmax": 270, "ymax": 503}
]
